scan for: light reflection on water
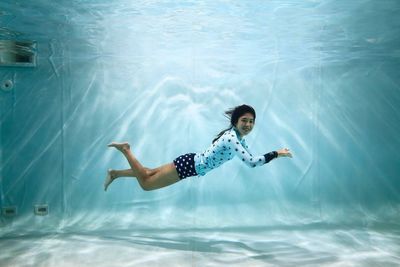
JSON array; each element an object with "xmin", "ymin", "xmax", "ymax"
[
  {"xmin": 0, "ymin": 0, "xmax": 398, "ymax": 218},
  {"xmin": 0, "ymin": 226, "xmax": 399, "ymax": 267},
  {"xmin": 0, "ymin": 0, "xmax": 399, "ymax": 266}
]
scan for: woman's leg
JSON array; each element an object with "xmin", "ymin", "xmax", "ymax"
[
  {"xmin": 112, "ymin": 168, "xmax": 135, "ymax": 178},
  {"xmin": 104, "ymin": 168, "xmax": 156, "ymax": 191},
  {"xmin": 107, "ymin": 142, "xmax": 180, "ymax": 191},
  {"xmin": 111, "ymin": 168, "xmax": 154, "ymax": 179}
]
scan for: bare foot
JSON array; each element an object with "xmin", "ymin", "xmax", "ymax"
[
  {"xmin": 107, "ymin": 142, "xmax": 130, "ymax": 152},
  {"xmin": 104, "ymin": 169, "xmax": 116, "ymax": 191}
]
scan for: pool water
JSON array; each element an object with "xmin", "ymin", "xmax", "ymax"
[{"xmin": 0, "ymin": 0, "xmax": 399, "ymax": 266}]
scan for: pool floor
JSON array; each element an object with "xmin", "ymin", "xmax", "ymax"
[{"xmin": 0, "ymin": 225, "xmax": 399, "ymax": 266}]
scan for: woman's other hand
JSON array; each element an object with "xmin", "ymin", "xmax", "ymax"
[{"xmin": 277, "ymin": 148, "xmax": 293, "ymax": 158}]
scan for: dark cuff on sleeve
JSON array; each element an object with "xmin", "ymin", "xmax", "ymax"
[{"xmin": 264, "ymin": 151, "xmax": 278, "ymax": 164}]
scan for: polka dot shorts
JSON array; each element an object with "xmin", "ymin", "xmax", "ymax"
[{"xmin": 173, "ymin": 153, "xmax": 198, "ymax": 179}]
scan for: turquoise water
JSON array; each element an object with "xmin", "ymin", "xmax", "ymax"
[{"xmin": 0, "ymin": 0, "xmax": 399, "ymax": 266}]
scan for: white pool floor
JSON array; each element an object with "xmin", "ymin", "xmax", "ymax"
[{"xmin": 0, "ymin": 226, "xmax": 399, "ymax": 267}]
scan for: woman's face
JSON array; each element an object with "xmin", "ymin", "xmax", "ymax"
[{"xmin": 235, "ymin": 112, "xmax": 255, "ymax": 137}]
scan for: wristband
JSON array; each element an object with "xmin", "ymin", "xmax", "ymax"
[{"xmin": 263, "ymin": 151, "xmax": 278, "ymax": 164}]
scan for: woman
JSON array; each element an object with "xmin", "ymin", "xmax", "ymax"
[{"xmin": 104, "ymin": 104, "xmax": 292, "ymax": 191}]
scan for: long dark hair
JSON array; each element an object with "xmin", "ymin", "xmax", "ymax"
[{"xmin": 212, "ymin": 104, "xmax": 256, "ymax": 143}]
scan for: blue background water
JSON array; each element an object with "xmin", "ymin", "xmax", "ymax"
[{"xmin": 0, "ymin": 0, "xmax": 399, "ymax": 266}]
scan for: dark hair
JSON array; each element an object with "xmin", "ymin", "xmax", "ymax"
[{"xmin": 212, "ymin": 104, "xmax": 256, "ymax": 143}]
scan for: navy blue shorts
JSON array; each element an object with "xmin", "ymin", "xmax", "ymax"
[{"xmin": 173, "ymin": 153, "xmax": 198, "ymax": 179}]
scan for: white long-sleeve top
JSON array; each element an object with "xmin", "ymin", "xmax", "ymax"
[{"xmin": 194, "ymin": 128, "xmax": 277, "ymax": 176}]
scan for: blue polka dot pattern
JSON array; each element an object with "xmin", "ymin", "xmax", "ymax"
[
  {"xmin": 173, "ymin": 153, "xmax": 198, "ymax": 179},
  {"xmin": 193, "ymin": 128, "xmax": 275, "ymax": 176}
]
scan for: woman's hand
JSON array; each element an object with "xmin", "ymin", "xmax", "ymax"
[{"xmin": 277, "ymin": 148, "xmax": 292, "ymax": 158}]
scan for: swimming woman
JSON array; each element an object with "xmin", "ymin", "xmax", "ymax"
[{"xmin": 104, "ymin": 104, "xmax": 292, "ymax": 191}]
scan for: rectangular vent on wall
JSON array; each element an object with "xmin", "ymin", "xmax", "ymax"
[
  {"xmin": 2, "ymin": 206, "xmax": 17, "ymax": 217},
  {"xmin": 34, "ymin": 204, "xmax": 49, "ymax": 216},
  {"xmin": 0, "ymin": 40, "xmax": 37, "ymax": 67}
]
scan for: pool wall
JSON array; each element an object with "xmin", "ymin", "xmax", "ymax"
[{"xmin": 0, "ymin": 0, "xmax": 399, "ymax": 233}]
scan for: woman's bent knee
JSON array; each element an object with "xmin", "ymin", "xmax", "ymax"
[
  {"xmin": 136, "ymin": 175, "xmax": 152, "ymax": 191},
  {"xmin": 140, "ymin": 181, "xmax": 155, "ymax": 191},
  {"xmin": 137, "ymin": 163, "xmax": 180, "ymax": 191}
]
